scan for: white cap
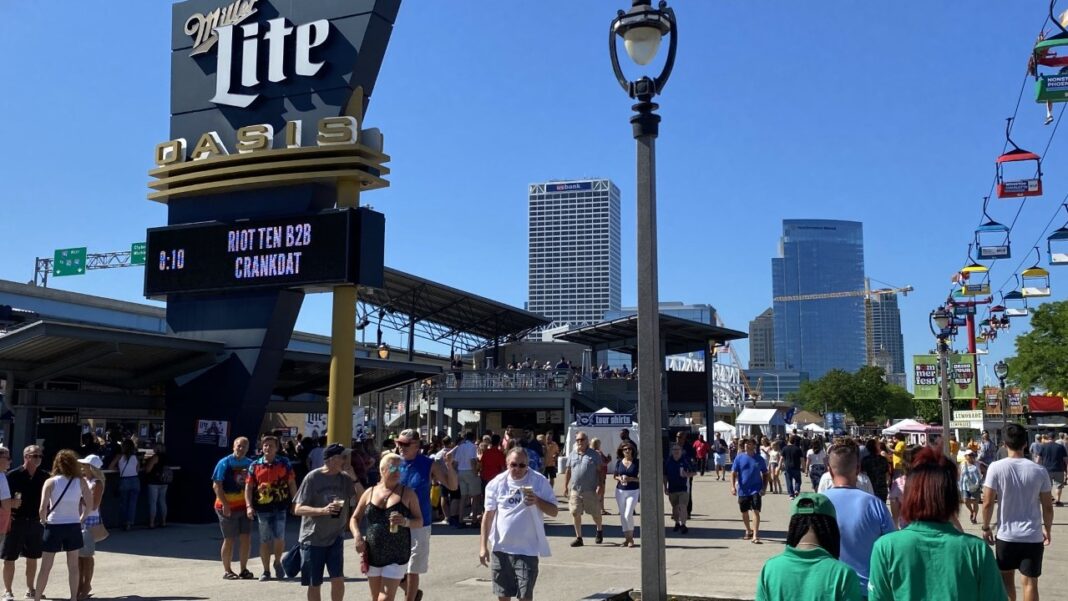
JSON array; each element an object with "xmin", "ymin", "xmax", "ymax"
[{"xmin": 78, "ymin": 454, "xmax": 103, "ymax": 469}]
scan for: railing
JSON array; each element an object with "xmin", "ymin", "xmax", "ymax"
[{"xmin": 438, "ymin": 369, "xmax": 577, "ymax": 392}]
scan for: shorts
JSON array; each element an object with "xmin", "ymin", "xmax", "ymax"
[
  {"xmin": 568, "ymin": 491, "xmax": 599, "ymax": 517},
  {"xmin": 406, "ymin": 525, "xmax": 431, "ymax": 574},
  {"xmin": 79, "ymin": 528, "xmax": 95, "ymax": 558},
  {"xmin": 1, "ymin": 519, "xmax": 44, "ymax": 560},
  {"xmin": 714, "ymin": 453, "xmax": 727, "ymax": 467},
  {"xmin": 367, "ymin": 563, "xmax": 407, "ymax": 580},
  {"xmin": 544, "ymin": 466, "xmax": 557, "ymax": 479},
  {"xmin": 459, "ymin": 471, "xmax": 482, "ymax": 497},
  {"xmin": 961, "ymin": 487, "xmax": 982, "ymax": 501},
  {"xmin": 739, "ymin": 494, "xmax": 763, "ymax": 513},
  {"xmin": 491, "ymin": 552, "xmax": 538, "ymax": 599},
  {"xmin": 42, "ymin": 523, "xmax": 83, "ymax": 553},
  {"xmin": 445, "ymin": 486, "xmax": 461, "ymax": 501},
  {"xmin": 217, "ymin": 509, "xmax": 251, "ymax": 538},
  {"xmin": 300, "ymin": 536, "xmax": 344, "ymax": 587},
  {"xmin": 996, "ymin": 539, "xmax": 1044, "ymax": 577},
  {"xmin": 1048, "ymin": 471, "xmax": 1065, "ymax": 489},
  {"xmin": 256, "ymin": 509, "xmax": 287, "ymax": 543}
]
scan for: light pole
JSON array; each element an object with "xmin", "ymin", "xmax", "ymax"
[
  {"xmin": 930, "ymin": 306, "xmax": 953, "ymax": 457},
  {"xmin": 609, "ymin": 2, "xmax": 676, "ymax": 599},
  {"xmin": 994, "ymin": 360, "xmax": 1009, "ymax": 444}
]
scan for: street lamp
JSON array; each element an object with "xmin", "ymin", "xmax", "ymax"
[
  {"xmin": 994, "ymin": 360, "xmax": 1009, "ymax": 443},
  {"xmin": 929, "ymin": 306, "xmax": 953, "ymax": 457},
  {"xmin": 609, "ymin": 2, "xmax": 676, "ymax": 599}
]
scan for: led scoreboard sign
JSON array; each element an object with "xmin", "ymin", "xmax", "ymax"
[{"xmin": 144, "ymin": 208, "xmax": 383, "ymax": 297}]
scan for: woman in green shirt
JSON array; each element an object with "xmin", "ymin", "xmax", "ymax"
[
  {"xmin": 868, "ymin": 447, "xmax": 1006, "ymax": 601},
  {"xmin": 755, "ymin": 493, "xmax": 861, "ymax": 601}
]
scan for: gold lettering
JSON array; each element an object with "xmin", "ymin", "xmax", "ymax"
[
  {"xmin": 317, "ymin": 116, "xmax": 358, "ymax": 146},
  {"xmin": 236, "ymin": 124, "xmax": 274, "ymax": 153},
  {"xmin": 154, "ymin": 139, "xmax": 187, "ymax": 167},
  {"xmin": 285, "ymin": 120, "xmax": 302, "ymax": 148},
  {"xmin": 191, "ymin": 132, "xmax": 229, "ymax": 161}
]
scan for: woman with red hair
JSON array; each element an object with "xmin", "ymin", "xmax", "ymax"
[{"xmin": 867, "ymin": 448, "xmax": 1005, "ymax": 600}]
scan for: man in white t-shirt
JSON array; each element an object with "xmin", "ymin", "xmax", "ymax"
[
  {"xmin": 0, "ymin": 448, "xmax": 12, "ymax": 550},
  {"xmin": 479, "ymin": 447, "xmax": 557, "ymax": 601},
  {"xmin": 983, "ymin": 424, "xmax": 1054, "ymax": 601},
  {"xmin": 453, "ymin": 431, "xmax": 480, "ymax": 525}
]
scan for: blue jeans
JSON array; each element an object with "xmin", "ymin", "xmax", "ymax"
[
  {"xmin": 256, "ymin": 509, "xmax": 286, "ymax": 543},
  {"xmin": 785, "ymin": 468, "xmax": 802, "ymax": 497},
  {"xmin": 118, "ymin": 477, "xmax": 140, "ymax": 526},
  {"xmin": 146, "ymin": 484, "xmax": 168, "ymax": 524}
]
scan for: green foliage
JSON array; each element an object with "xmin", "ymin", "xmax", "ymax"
[
  {"xmin": 791, "ymin": 366, "xmax": 915, "ymax": 425},
  {"xmin": 1006, "ymin": 301, "xmax": 1068, "ymax": 394}
]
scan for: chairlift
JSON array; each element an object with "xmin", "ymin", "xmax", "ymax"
[
  {"xmin": 996, "ymin": 118, "xmax": 1043, "ymax": 198},
  {"xmin": 1047, "ymin": 204, "xmax": 1068, "ymax": 265},
  {"xmin": 960, "ymin": 281, "xmax": 991, "ymax": 296},
  {"xmin": 1034, "ymin": 4, "xmax": 1068, "ymax": 101},
  {"xmin": 1003, "ymin": 287, "xmax": 1029, "ymax": 317},
  {"xmin": 975, "ymin": 197, "xmax": 1012, "ymax": 259},
  {"xmin": 1021, "ymin": 246, "xmax": 1053, "ymax": 297}
]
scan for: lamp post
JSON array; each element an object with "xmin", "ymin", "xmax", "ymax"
[
  {"xmin": 994, "ymin": 360, "xmax": 1009, "ymax": 443},
  {"xmin": 609, "ymin": 2, "xmax": 677, "ymax": 598},
  {"xmin": 930, "ymin": 306, "xmax": 953, "ymax": 457}
]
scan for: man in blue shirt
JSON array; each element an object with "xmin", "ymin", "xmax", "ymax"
[
  {"xmin": 822, "ymin": 438, "xmax": 895, "ymax": 598},
  {"xmin": 663, "ymin": 444, "xmax": 694, "ymax": 534},
  {"xmin": 731, "ymin": 439, "xmax": 768, "ymax": 543}
]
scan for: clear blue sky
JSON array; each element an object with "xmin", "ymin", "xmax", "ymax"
[{"xmin": 1, "ymin": 2, "xmax": 1065, "ymax": 388}]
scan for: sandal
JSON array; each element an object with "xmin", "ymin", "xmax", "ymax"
[
  {"xmin": 239, "ymin": 569, "xmax": 255, "ymax": 580},
  {"xmin": 223, "ymin": 572, "xmax": 240, "ymax": 580},
  {"xmin": 742, "ymin": 531, "xmax": 753, "ymax": 540},
  {"xmin": 752, "ymin": 538, "xmax": 763, "ymax": 544}
]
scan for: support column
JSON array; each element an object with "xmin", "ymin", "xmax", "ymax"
[
  {"xmin": 705, "ymin": 338, "xmax": 716, "ymax": 428},
  {"xmin": 327, "ymin": 179, "xmax": 360, "ymax": 445}
]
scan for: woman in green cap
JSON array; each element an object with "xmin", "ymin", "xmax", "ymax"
[{"xmin": 755, "ymin": 492, "xmax": 861, "ymax": 601}]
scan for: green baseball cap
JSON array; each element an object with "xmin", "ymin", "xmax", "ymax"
[{"xmin": 791, "ymin": 493, "xmax": 836, "ymax": 519}]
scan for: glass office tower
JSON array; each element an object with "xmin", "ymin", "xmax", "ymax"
[{"xmin": 771, "ymin": 219, "xmax": 866, "ymax": 379}]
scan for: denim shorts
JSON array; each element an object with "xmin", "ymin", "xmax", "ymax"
[
  {"xmin": 256, "ymin": 510, "xmax": 287, "ymax": 543},
  {"xmin": 42, "ymin": 523, "xmax": 83, "ymax": 554},
  {"xmin": 300, "ymin": 536, "xmax": 343, "ymax": 587}
]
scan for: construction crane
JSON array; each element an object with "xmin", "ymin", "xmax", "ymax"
[{"xmin": 772, "ymin": 278, "xmax": 914, "ymax": 367}]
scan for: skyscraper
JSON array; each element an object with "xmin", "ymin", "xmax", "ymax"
[
  {"xmin": 748, "ymin": 308, "xmax": 775, "ymax": 369},
  {"xmin": 528, "ymin": 179, "xmax": 621, "ymax": 329},
  {"xmin": 870, "ymin": 293, "xmax": 906, "ymax": 386},
  {"xmin": 772, "ymin": 219, "xmax": 866, "ymax": 379}
]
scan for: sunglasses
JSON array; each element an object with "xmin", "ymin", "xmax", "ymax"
[
  {"xmin": 575, "ymin": 439, "xmax": 588, "ymax": 442},
  {"xmin": 387, "ymin": 465, "xmax": 400, "ymax": 473},
  {"xmin": 509, "ymin": 462, "xmax": 528, "ymax": 468},
  {"xmin": 395, "ymin": 440, "xmax": 416, "ymax": 448},
  {"xmin": 25, "ymin": 454, "xmax": 42, "ymax": 459}
]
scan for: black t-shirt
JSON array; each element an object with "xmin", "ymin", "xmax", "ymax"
[
  {"xmin": 1039, "ymin": 442, "xmax": 1068, "ymax": 473},
  {"xmin": 7, "ymin": 466, "xmax": 49, "ymax": 521},
  {"xmin": 780, "ymin": 445, "xmax": 803, "ymax": 471}
]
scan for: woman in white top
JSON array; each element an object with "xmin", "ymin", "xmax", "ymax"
[
  {"xmin": 77, "ymin": 455, "xmax": 106, "ymax": 600},
  {"xmin": 35, "ymin": 450, "xmax": 90, "ymax": 601},
  {"xmin": 804, "ymin": 437, "xmax": 828, "ymax": 492},
  {"xmin": 108, "ymin": 439, "xmax": 140, "ymax": 530}
]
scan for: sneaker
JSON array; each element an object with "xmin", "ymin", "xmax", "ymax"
[
  {"xmin": 259, "ymin": 572, "xmax": 271, "ymax": 582},
  {"xmin": 1046, "ymin": 115, "xmax": 1055, "ymax": 125},
  {"xmin": 680, "ymin": 524, "xmax": 689, "ymax": 534},
  {"xmin": 595, "ymin": 530, "xmax": 604, "ymax": 544},
  {"xmin": 2, "ymin": 592, "xmax": 13, "ymax": 601},
  {"xmin": 672, "ymin": 522, "xmax": 680, "ymax": 532},
  {"xmin": 274, "ymin": 561, "xmax": 284, "ymax": 580},
  {"xmin": 570, "ymin": 537, "xmax": 584, "ymax": 547},
  {"xmin": 24, "ymin": 591, "xmax": 33, "ymax": 600}
]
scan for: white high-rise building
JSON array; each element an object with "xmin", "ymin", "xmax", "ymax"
[{"xmin": 527, "ymin": 179, "xmax": 621, "ymax": 330}]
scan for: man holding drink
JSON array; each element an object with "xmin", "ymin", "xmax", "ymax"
[
  {"xmin": 293, "ymin": 444, "xmax": 354, "ymax": 601},
  {"xmin": 480, "ymin": 448, "xmax": 557, "ymax": 601}
]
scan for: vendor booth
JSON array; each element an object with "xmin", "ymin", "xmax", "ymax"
[
  {"xmin": 698, "ymin": 420, "xmax": 735, "ymax": 441},
  {"xmin": 564, "ymin": 407, "xmax": 639, "ymax": 465},
  {"xmin": 882, "ymin": 419, "xmax": 941, "ymax": 446},
  {"xmin": 735, "ymin": 408, "xmax": 787, "ymax": 440}
]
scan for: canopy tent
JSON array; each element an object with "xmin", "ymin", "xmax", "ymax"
[
  {"xmin": 735, "ymin": 408, "xmax": 787, "ymax": 439},
  {"xmin": 698, "ymin": 420, "xmax": 736, "ymax": 441},
  {"xmin": 791, "ymin": 410, "xmax": 824, "ymax": 426},
  {"xmin": 803, "ymin": 423, "xmax": 826, "ymax": 433},
  {"xmin": 883, "ymin": 419, "xmax": 941, "ymax": 446},
  {"xmin": 563, "ymin": 407, "xmax": 638, "ymax": 469}
]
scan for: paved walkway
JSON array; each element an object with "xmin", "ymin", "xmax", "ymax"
[{"xmin": 38, "ymin": 475, "xmax": 1068, "ymax": 600}]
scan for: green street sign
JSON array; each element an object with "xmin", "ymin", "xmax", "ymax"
[
  {"xmin": 53, "ymin": 247, "xmax": 87, "ymax": 277},
  {"xmin": 131, "ymin": 242, "xmax": 147, "ymax": 266}
]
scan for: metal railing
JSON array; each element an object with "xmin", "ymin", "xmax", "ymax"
[{"xmin": 438, "ymin": 369, "xmax": 577, "ymax": 392}]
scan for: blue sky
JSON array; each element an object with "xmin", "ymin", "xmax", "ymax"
[{"xmin": 2, "ymin": 2, "xmax": 1066, "ymax": 388}]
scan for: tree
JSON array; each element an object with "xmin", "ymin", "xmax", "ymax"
[
  {"xmin": 789, "ymin": 366, "xmax": 915, "ymax": 425},
  {"xmin": 1007, "ymin": 301, "xmax": 1068, "ymax": 394}
]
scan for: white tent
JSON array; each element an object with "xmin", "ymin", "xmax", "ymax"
[
  {"xmin": 882, "ymin": 419, "xmax": 936, "ymax": 435},
  {"xmin": 736, "ymin": 408, "xmax": 787, "ymax": 439},
  {"xmin": 563, "ymin": 408, "xmax": 639, "ymax": 469},
  {"xmin": 803, "ymin": 423, "xmax": 826, "ymax": 433},
  {"xmin": 698, "ymin": 421, "xmax": 736, "ymax": 441}
]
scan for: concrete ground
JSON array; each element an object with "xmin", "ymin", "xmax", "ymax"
[{"xmin": 30, "ymin": 474, "xmax": 1068, "ymax": 600}]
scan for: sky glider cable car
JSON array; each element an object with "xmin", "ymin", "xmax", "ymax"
[
  {"xmin": 1047, "ymin": 203, "xmax": 1068, "ymax": 265},
  {"xmin": 1021, "ymin": 247, "xmax": 1052, "ymax": 297},
  {"xmin": 996, "ymin": 118, "xmax": 1043, "ymax": 198},
  {"xmin": 1034, "ymin": 3, "xmax": 1068, "ymax": 101},
  {"xmin": 1002, "ymin": 286, "xmax": 1029, "ymax": 317},
  {"xmin": 958, "ymin": 254, "xmax": 991, "ymax": 296},
  {"xmin": 975, "ymin": 197, "xmax": 1011, "ymax": 259}
]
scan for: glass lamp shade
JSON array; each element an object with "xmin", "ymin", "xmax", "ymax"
[
  {"xmin": 993, "ymin": 361, "xmax": 1009, "ymax": 379},
  {"xmin": 932, "ymin": 308, "xmax": 951, "ymax": 331},
  {"xmin": 378, "ymin": 344, "xmax": 390, "ymax": 360},
  {"xmin": 623, "ymin": 25, "xmax": 663, "ymax": 65}
]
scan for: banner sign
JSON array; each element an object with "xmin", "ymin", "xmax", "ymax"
[
  {"xmin": 953, "ymin": 410, "xmax": 984, "ymax": 422},
  {"xmin": 575, "ymin": 412, "xmax": 633, "ymax": 428},
  {"xmin": 195, "ymin": 419, "xmax": 230, "ymax": 447},
  {"xmin": 983, "ymin": 386, "xmax": 1000, "ymax": 406},
  {"xmin": 912, "ymin": 354, "xmax": 979, "ymax": 400},
  {"xmin": 824, "ymin": 412, "xmax": 846, "ymax": 435},
  {"xmin": 305, "ymin": 413, "xmax": 327, "ymax": 438},
  {"xmin": 1028, "ymin": 395, "xmax": 1068, "ymax": 413}
]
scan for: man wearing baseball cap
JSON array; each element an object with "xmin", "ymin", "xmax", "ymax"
[
  {"xmin": 755, "ymin": 493, "xmax": 861, "ymax": 601},
  {"xmin": 293, "ymin": 443, "xmax": 353, "ymax": 601}
]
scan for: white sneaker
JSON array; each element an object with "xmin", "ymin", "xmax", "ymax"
[
  {"xmin": 23, "ymin": 591, "xmax": 33, "ymax": 600},
  {"xmin": 1, "ymin": 592, "xmax": 13, "ymax": 601}
]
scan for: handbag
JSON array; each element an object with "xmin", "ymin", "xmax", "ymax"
[
  {"xmin": 280, "ymin": 543, "xmax": 302, "ymax": 580},
  {"xmin": 89, "ymin": 523, "xmax": 108, "ymax": 543}
]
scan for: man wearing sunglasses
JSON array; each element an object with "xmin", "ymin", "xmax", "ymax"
[
  {"xmin": 563, "ymin": 432, "xmax": 604, "ymax": 546},
  {"xmin": 2, "ymin": 446, "xmax": 45, "ymax": 601},
  {"xmin": 396, "ymin": 429, "xmax": 457, "ymax": 601},
  {"xmin": 479, "ymin": 448, "xmax": 557, "ymax": 601}
]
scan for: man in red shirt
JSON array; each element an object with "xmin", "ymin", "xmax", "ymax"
[
  {"xmin": 480, "ymin": 434, "xmax": 506, "ymax": 488},
  {"xmin": 693, "ymin": 435, "xmax": 710, "ymax": 476}
]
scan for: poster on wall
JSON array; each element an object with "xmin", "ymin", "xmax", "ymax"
[
  {"xmin": 912, "ymin": 354, "xmax": 979, "ymax": 400},
  {"xmin": 195, "ymin": 419, "xmax": 229, "ymax": 447},
  {"xmin": 353, "ymin": 407, "xmax": 366, "ymax": 441},
  {"xmin": 305, "ymin": 413, "xmax": 327, "ymax": 439}
]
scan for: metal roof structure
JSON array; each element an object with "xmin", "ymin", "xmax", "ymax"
[
  {"xmin": 553, "ymin": 313, "xmax": 747, "ymax": 356},
  {"xmin": 277, "ymin": 350, "xmax": 441, "ymax": 399},
  {"xmin": 359, "ymin": 267, "xmax": 550, "ymax": 351}
]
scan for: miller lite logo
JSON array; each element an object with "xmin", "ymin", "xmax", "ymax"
[{"xmin": 184, "ymin": 0, "xmax": 332, "ymax": 109}]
